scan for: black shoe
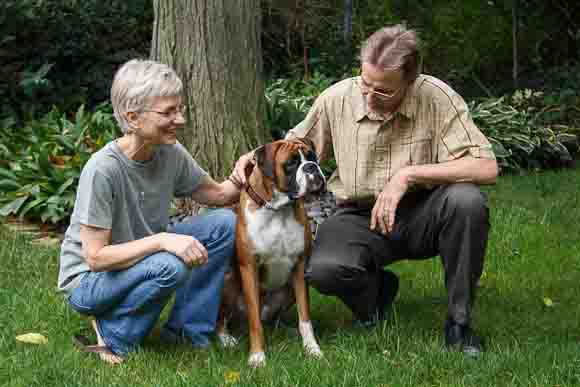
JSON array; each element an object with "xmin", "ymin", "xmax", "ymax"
[
  {"xmin": 444, "ymin": 319, "xmax": 485, "ymax": 357},
  {"xmin": 376, "ymin": 269, "xmax": 399, "ymax": 320},
  {"xmin": 355, "ymin": 269, "xmax": 399, "ymax": 327}
]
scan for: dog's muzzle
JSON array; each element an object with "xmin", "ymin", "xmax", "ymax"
[
  {"xmin": 289, "ymin": 161, "xmax": 326, "ymax": 200},
  {"xmin": 302, "ymin": 162, "xmax": 325, "ymax": 192}
]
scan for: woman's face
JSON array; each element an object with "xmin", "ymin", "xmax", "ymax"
[{"xmin": 133, "ymin": 95, "xmax": 185, "ymax": 145}]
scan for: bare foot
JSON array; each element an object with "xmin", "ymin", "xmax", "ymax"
[{"xmin": 91, "ymin": 319, "xmax": 124, "ymax": 364}]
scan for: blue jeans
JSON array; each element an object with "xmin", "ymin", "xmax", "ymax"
[{"xmin": 67, "ymin": 209, "xmax": 235, "ymax": 356}]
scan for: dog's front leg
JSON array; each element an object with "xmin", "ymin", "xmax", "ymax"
[
  {"xmin": 293, "ymin": 257, "xmax": 323, "ymax": 358},
  {"xmin": 239, "ymin": 257, "xmax": 266, "ymax": 367}
]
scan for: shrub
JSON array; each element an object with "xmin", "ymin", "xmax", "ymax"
[
  {"xmin": 264, "ymin": 72, "xmax": 338, "ymax": 175},
  {"xmin": 472, "ymin": 90, "xmax": 579, "ymax": 172},
  {"xmin": 0, "ymin": 0, "xmax": 152, "ymax": 123},
  {"xmin": 264, "ymin": 72, "xmax": 338, "ymax": 139},
  {"xmin": 0, "ymin": 104, "xmax": 119, "ymax": 224}
]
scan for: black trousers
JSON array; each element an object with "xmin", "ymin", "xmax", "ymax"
[{"xmin": 305, "ymin": 183, "xmax": 490, "ymax": 325}]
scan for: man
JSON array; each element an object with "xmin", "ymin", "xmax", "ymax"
[{"xmin": 234, "ymin": 24, "xmax": 498, "ymax": 355}]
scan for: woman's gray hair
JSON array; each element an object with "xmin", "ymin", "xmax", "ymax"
[
  {"xmin": 111, "ymin": 59, "xmax": 183, "ymax": 133},
  {"xmin": 360, "ymin": 24, "xmax": 420, "ymax": 82}
]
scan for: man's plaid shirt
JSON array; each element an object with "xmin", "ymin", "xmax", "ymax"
[{"xmin": 287, "ymin": 74, "xmax": 496, "ymax": 205}]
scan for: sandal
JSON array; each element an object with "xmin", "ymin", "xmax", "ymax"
[{"xmin": 72, "ymin": 334, "xmax": 124, "ymax": 358}]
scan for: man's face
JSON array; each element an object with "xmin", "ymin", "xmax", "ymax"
[{"xmin": 360, "ymin": 62, "xmax": 408, "ymax": 115}]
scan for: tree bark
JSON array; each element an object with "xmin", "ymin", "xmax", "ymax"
[
  {"xmin": 512, "ymin": 0, "xmax": 519, "ymax": 89},
  {"xmin": 151, "ymin": 0, "xmax": 267, "ymax": 179}
]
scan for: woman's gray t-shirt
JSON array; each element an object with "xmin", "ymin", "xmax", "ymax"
[{"xmin": 57, "ymin": 140, "xmax": 207, "ymax": 295}]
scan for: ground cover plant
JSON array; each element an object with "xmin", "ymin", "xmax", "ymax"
[{"xmin": 1, "ymin": 168, "xmax": 579, "ymax": 387}]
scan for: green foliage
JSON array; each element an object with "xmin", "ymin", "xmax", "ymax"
[
  {"xmin": 0, "ymin": 0, "xmax": 152, "ymax": 122},
  {"xmin": 264, "ymin": 72, "xmax": 339, "ymax": 175},
  {"xmin": 472, "ymin": 89, "xmax": 579, "ymax": 172},
  {"xmin": 264, "ymin": 72, "xmax": 337, "ymax": 139},
  {"xmin": 0, "ymin": 104, "xmax": 119, "ymax": 224}
]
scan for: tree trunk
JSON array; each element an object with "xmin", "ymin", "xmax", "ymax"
[
  {"xmin": 151, "ymin": 0, "xmax": 267, "ymax": 179},
  {"xmin": 512, "ymin": 0, "xmax": 519, "ymax": 89}
]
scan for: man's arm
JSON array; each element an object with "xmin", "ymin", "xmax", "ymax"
[
  {"xmin": 190, "ymin": 175, "xmax": 241, "ymax": 207},
  {"xmin": 371, "ymin": 156, "xmax": 497, "ymax": 235},
  {"xmin": 398, "ymin": 156, "xmax": 498, "ymax": 187}
]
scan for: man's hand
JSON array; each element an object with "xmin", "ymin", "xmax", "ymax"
[
  {"xmin": 371, "ymin": 170, "xmax": 411, "ymax": 235},
  {"xmin": 230, "ymin": 152, "xmax": 255, "ymax": 187},
  {"xmin": 159, "ymin": 233, "xmax": 208, "ymax": 268}
]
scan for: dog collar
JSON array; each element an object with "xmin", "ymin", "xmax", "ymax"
[{"xmin": 246, "ymin": 184, "xmax": 276, "ymax": 210}]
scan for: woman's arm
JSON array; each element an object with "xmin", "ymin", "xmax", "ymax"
[
  {"xmin": 80, "ymin": 225, "xmax": 206, "ymax": 272},
  {"xmin": 190, "ymin": 176, "xmax": 241, "ymax": 207}
]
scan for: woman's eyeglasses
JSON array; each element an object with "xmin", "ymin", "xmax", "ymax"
[{"xmin": 142, "ymin": 105, "xmax": 187, "ymax": 120}]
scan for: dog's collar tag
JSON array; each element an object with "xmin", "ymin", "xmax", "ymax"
[{"xmin": 246, "ymin": 184, "xmax": 280, "ymax": 211}]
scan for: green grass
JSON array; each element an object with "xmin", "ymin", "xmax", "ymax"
[{"xmin": 2, "ymin": 169, "xmax": 580, "ymax": 387}]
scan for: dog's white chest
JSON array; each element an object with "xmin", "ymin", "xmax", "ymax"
[{"xmin": 244, "ymin": 203, "xmax": 305, "ymax": 290}]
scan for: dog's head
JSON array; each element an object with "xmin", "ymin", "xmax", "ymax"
[{"xmin": 253, "ymin": 138, "xmax": 326, "ymax": 200}]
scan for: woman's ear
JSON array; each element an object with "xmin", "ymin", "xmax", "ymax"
[{"xmin": 125, "ymin": 111, "xmax": 140, "ymax": 130}]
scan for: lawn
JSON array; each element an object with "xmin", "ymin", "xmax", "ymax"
[{"xmin": 1, "ymin": 168, "xmax": 580, "ymax": 387}]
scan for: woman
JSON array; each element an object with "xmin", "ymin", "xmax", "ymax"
[{"xmin": 58, "ymin": 59, "xmax": 247, "ymax": 364}]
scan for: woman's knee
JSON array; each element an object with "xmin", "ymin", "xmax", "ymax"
[
  {"xmin": 146, "ymin": 253, "xmax": 189, "ymax": 287},
  {"xmin": 208, "ymin": 209, "xmax": 236, "ymax": 242}
]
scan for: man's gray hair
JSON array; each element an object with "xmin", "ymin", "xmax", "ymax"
[
  {"xmin": 111, "ymin": 59, "xmax": 183, "ymax": 133},
  {"xmin": 360, "ymin": 24, "xmax": 420, "ymax": 82}
]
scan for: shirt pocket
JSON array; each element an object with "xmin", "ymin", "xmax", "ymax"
[
  {"xmin": 406, "ymin": 135, "xmax": 433, "ymax": 166},
  {"xmin": 383, "ymin": 133, "xmax": 434, "ymax": 178}
]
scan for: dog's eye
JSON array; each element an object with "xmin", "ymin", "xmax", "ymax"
[
  {"xmin": 306, "ymin": 151, "xmax": 317, "ymax": 162},
  {"xmin": 285, "ymin": 157, "xmax": 299, "ymax": 171}
]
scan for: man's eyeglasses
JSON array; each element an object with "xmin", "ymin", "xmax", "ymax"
[
  {"xmin": 142, "ymin": 105, "xmax": 187, "ymax": 120},
  {"xmin": 359, "ymin": 74, "xmax": 402, "ymax": 100}
]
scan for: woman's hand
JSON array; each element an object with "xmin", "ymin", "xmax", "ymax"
[
  {"xmin": 159, "ymin": 233, "xmax": 208, "ymax": 267},
  {"xmin": 229, "ymin": 152, "xmax": 255, "ymax": 187},
  {"xmin": 370, "ymin": 171, "xmax": 411, "ymax": 235}
]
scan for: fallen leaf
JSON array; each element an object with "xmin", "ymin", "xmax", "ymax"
[
  {"xmin": 16, "ymin": 333, "xmax": 48, "ymax": 345},
  {"xmin": 543, "ymin": 297, "xmax": 554, "ymax": 307},
  {"xmin": 30, "ymin": 236, "xmax": 62, "ymax": 247},
  {"xmin": 224, "ymin": 370, "xmax": 240, "ymax": 384}
]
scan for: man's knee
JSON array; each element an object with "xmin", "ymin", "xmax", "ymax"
[
  {"xmin": 306, "ymin": 259, "xmax": 339, "ymax": 294},
  {"xmin": 442, "ymin": 183, "xmax": 488, "ymax": 220},
  {"xmin": 305, "ymin": 258, "xmax": 365, "ymax": 295}
]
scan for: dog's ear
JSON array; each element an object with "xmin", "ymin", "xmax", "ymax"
[
  {"xmin": 254, "ymin": 143, "xmax": 276, "ymax": 180},
  {"xmin": 299, "ymin": 137, "xmax": 315, "ymax": 150},
  {"xmin": 297, "ymin": 137, "xmax": 317, "ymax": 154},
  {"xmin": 296, "ymin": 137, "xmax": 319, "ymax": 162}
]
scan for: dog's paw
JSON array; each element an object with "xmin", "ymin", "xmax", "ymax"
[
  {"xmin": 248, "ymin": 351, "xmax": 266, "ymax": 368},
  {"xmin": 217, "ymin": 333, "xmax": 239, "ymax": 348},
  {"xmin": 304, "ymin": 342, "xmax": 324, "ymax": 358}
]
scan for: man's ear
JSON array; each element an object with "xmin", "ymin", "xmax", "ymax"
[{"xmin": 254, "ymin": 144, "xmax": 276, "ymax": 180}]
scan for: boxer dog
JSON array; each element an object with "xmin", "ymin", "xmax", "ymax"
[{"xmin": 217, "ymin": 138, "xmax": 326, "ymax": 367}]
